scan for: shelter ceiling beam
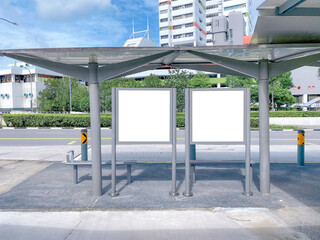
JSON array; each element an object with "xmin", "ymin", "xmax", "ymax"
[
  {"xmin": 4, "ymin": 53, "xmax": 88, "ymax": 80},
  {"xmin": 171, "ymin": 64, "xmax": 251, "ymax": 77},
  {"xmin": 162, "ymin": 51, "xmax": 181, "ymax": 65},
  {"xmin": 269, "ymin": 53, "xmax": 320, "ymax": 78},
  {"xmin": 115, "ymin": 64, "xmax": 164, "ymax": 79},
  {"xmin": 187, "ymin": 50, "xmax": 259, "ymax": 78},
  {"xmin": 276, "ymin": 0, "xmax": 306, "ymax": 15},
  {"xmin": 98, "ymin": 50, "xmax": 175, "ymax": 82}
]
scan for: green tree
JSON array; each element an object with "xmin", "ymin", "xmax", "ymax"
[
  {"xmin": 163, "ymin": 69, "xmax": 193, "ymax": 112},
  {"xmin": 37, "ymin": 77, "xmax": 90, "ymax": 112},
  {"xmin": 225, "ymin": 75, "xmax": 259, "ymax": 103},
  {"xmin": 188, "ymin": 73, "xmax": 212, "ymax": 88},
  {"xmin": 141, "ymin": 74, "xmax": 163, "ymax": 88},
  {"xmin": 269, "ymin": 72, "xmax": 296, "ymax": 108},
  {"xmin": 226, "ymin": 72, "xmax": 296, "ymax": 108}
]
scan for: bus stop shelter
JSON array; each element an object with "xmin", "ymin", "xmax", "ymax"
[{"xmin": 1, "ymin": 0, "xmax": 320, "ymax": 197}]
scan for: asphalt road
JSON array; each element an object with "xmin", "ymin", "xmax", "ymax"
[{"xmin": 0, "ymin": 129, "xmax": 320, "ymax": 146}]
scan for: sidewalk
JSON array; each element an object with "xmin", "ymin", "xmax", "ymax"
[{"xmin": 0, "ymin": 160, "xmax": 319, "ymax": 239}]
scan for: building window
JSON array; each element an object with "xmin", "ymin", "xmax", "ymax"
[
  {"xmin": 160, "ymin": 26, "xmax": 168, "ymax": 31},
  {"xmin": 206, "ymin": 13, "xmax": 219, "ymax": 18},
  {"xmin": 0, "ymin": 75, "xmax": 11, "ymax": 83},
  {"xmin": 185, "ymin": 32, "xmax": 193, "ymax": 37},
  {"xmin": 160, "ymin": 18, "xmax": 168, "ymax": 23},
  {"xmin": 159, "ymin": 1, "xmax": 167, "ymax": 6},
  {"xmin": 160, "ymin": 9, "xmax": 168, "ymax": 14},
  {"xmin": 185, "ymin": 23, "xmax": 193, "ymax": 28},
  {"xmin": 161, "ymin": 43, "xmax": 169, "ymax": 47},
  {"xmin": 185, "ymin": 13, "xmax": 193, "ymax": 18},
  {"xmin": 161, "ymin": 35, "xmax": 169, "ymax": 39},
  {"xmin": 224, "ymin": 3, "xmax": 246, "ymax": 11},
  {"xmin": 173, "ymin": 24, "xmax": 182, "ymax": 29},
  {"xmin": 173, "ymin": 15, "xmax": 182, "ymax": 20},
  {"xmin": 25, "ymin": 74, "xmax": 35, "ymax": 82},
  {"xmin": 15, "ymin": 75, "xmax": 26, "ymax": 83}
]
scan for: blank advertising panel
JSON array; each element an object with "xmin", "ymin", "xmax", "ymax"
[
  {"xmin": 117, "ymin": 89, "xmax": 171, "ymax": 143},
  {"xmin": 191, "ymin": 90, "xmax": 245, "ymax": 143}
]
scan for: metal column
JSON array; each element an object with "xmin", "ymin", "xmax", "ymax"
[
  {"xmin": 259, "ymin": 60, "xmax": 270, "ymax": 194},
  {"xmin": 170, "ymin": 88, "xmax": 179, "ymax": 196},
  {"xmin": 110, "ymin": 88, "xmax": 119, "ymax": 197},
  {"xmin": 183, "ymin": 89, "xmax": 193, "ymax": 197},
  {"xmin": 244, "ymin": 89, "xmax": 253, "ymax": 196},
  {"xmin": 88, "ymin": 54, "xmax": 102, "ymax": 196}
]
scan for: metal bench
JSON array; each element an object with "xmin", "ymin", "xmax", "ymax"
[
  {"xmin": 190, "ymin": 160, "xmax": 255, "ymax": 184},
  {"xmin": 65, "ymin": 151, "xmax": 136, "ymax": 184}
]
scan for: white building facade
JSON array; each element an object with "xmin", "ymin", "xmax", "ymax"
[
  {"xmin": 0, "ymin": 62, "xmax": 63, "ymax": 111},
  {"xmin": 159, "ymin": 0, "xmax": 207, "ymax": 47}
]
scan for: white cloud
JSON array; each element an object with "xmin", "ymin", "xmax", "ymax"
[{"xmin": 35, "ymin": 0, "xmax": 113, "ymax": 21}]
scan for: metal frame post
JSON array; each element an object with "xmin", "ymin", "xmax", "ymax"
[
  {"xmin": 170, "ymin": 88, "xmax": 179, "ymax": 196},
  {"xmin": 259, "ymin": 60, "xmax": 270, "ymax": 195},
  {"xmin": 110, "ymin": 87, "xmax": 119, "ymax": 197},
  {"xmin": 88, "ymin": 54, "xmax": 102, "ymax": 196},
  {"xmin": 183, "ymin": 89, "xmax": 193, "ymax": 197},
  {"xmin": 244, "ymin": 89, "xmax": 253, "ymax": 196}
]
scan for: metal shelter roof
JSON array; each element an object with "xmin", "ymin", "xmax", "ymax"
[
  {"xmin": 251, "ymin": 0, "xmax": 320, "ymax": 44},
  {"xmin": 1, "ymin": 44, "xmax": 320, "ymax": 82}
]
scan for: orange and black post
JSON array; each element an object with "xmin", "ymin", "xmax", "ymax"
[
  {"xmin": 297, "ymin": 129, "xmax": 305, "ymax": 166},
  {"xmin": 81, "ymin": 129, "xmax": 88, "ymax": 161}
]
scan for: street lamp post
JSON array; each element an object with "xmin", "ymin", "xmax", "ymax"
[
  {"xmin": 24, "ymin": 67, "xmax": 33, "ymax": 112},
  {"xmin": 0, "ymin": 18, "xmax": 18, "ymax": 26},
  {"xmin": 69, "ymin": 76, "xmax": 72, "ymax": 112}
]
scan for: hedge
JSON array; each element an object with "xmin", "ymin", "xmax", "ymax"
[
  {"xmin": 251, "ymin": 111, "xmax": 320, "ymax": 118},
  {"xmin": 2, "ymin": 111, "xmax": 320, "ymax": 128},
  {"xmin": 2, "ymin": 114, "xmax": 112, "ymax": 128}
]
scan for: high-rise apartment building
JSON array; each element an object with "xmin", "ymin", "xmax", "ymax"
[{"xmin": 159, "ymin": 0, "xmax": 207, "ymax": 47}]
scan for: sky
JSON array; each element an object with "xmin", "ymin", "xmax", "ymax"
[{"xmin": 0, "ymin": 0, "xmax": 159, "ymax": 67}]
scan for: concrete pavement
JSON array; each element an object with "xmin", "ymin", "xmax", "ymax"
[
  {"xmin": 0, "ymin": 160, "xmax": 319, "ymax": 239},
  {"xmin": 0, "ymin": 209, "xmax": 310, "ymax": 240}
]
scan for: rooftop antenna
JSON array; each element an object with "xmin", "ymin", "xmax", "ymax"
[
  {"xmin": 132, "ymin": 19, "xmax": 135, "ymax": 39},
  {"xmin": 147, "ymin": 17, "xmax": 150, "ymax": 40}
]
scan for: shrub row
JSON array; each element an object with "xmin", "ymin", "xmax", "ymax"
[
  {"xmin": 2, "ymin": 114, "xmax": 112, "ymax": 128},
  {"xmin": 3, "ymin": 111, "xmax": 319, "ymax": 128},
  {"xmin": 251, "ymin": 111, "xmax": 320, "ymax": 118}
]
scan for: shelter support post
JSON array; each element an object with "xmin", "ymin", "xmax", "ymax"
[
  {"xmin": 258, "ymin": 60, "xmax": 270, "ymax": 195},
  {"xmin": 244, "ymin": 89, "xmax": 253, "ymax": 196},
  {"xmin": 170, "ymin": 89, "xmax": 179, "ymax": 196},
  {"xmin": 89, "ymin": 55, "xmax": 102, "ymax": 196},
  {"xmin": 183, "ymin": 89, "xmax": 193, "ymax": 197},
  {"xmin": 110, "ymin": 88, "xmax": 119, "ymax": 197}
]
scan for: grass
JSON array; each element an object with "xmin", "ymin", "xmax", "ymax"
[{"xmin": 269, "ymin": 124, "xmax": 298, "ymax": 130}]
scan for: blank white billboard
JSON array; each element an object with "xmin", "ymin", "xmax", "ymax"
[
  {"xmin": 191, "ymin": 90, "xmax": 245, "ymax": 143},
  {"xmin": 117, "ymin": 89, "xmax": 171, "ymax": 143}
]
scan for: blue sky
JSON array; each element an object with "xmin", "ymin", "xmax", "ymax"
[{"xmin": 0, "ymin": 0, "xmax": 159, "ymax": 66}]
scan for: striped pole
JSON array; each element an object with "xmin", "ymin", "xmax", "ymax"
[
  {"xmin": 81, "ymin": 129, "xmax": 88, "ymax": 161},
  {"xmin": 297, "ymin": 130, "xmax": 305, "ymax": 166}
]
